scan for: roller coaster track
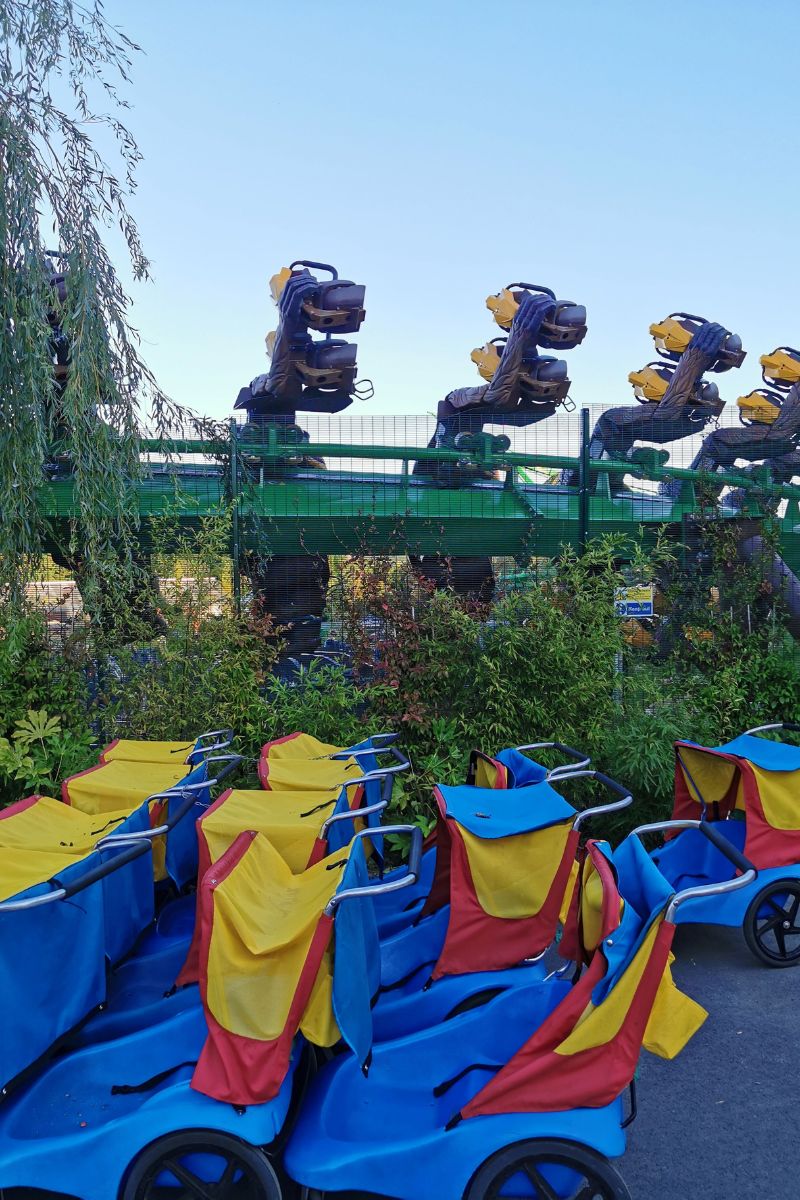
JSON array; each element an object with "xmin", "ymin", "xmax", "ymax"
[{"xmin": 39, "ymin": 436, "xmax": 800, "ymax": 573}]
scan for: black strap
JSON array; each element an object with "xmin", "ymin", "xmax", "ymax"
[
  {"xmin": 378, "ymin": 960, "xmax": 437, "ymax": 994},
  {"xmin": 300, "ymin": 798, "xmax": 337, "ymax": 818},
  {"xmin": 111, "ymin": 1061, "xmax": 196, "ymax": 1095},
  {"xmin": 433, "ymin": 1061, "xmax": 502, "ymax": 1098}
]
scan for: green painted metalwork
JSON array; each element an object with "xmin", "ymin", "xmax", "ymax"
[{"xmin": 38, "ymin": 433, "xmax": 800, "ymax": 572}]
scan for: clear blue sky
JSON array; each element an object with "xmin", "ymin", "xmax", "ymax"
[{"xmin": 104, "ymin": 0, "xmax": 800, "ymax": 422}]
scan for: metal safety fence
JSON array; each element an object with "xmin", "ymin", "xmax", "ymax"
[{"xmin": 31, "ymin": 405, "xmax": 800, "ymax": 653}]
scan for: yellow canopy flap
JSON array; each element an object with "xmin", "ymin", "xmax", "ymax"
[
  {"xmin": 679, "ymin": 747, "xmax": 799, "ymax": 830},
  {"xmin": 0, "ymin": 794, "xmax": 167, "ymax": 886},
  {"xmin": 751, "ymin": 765, "xmax": 800, "ymax": 831},
  {"xmin": 0, "ymin": 797, "xmax": 132, "ymax": 901},
  {"xmin": 678, "ymin": 747, "xmax": 743, "ymax": 811},
  {"xmin": 65, "ymin": 760, "xmax": 191, "ymax": 816},
  {"xmin": 471, "ymin": 755, "xmax": 505, "ymax": 790},
  {"xmin": 260, "ymin": 733, "xmax": 365, "ymax": 791},
  {"xmin": 265, "ymin": 733, "xmax": 347, "ymax": 761},
  {"xmin": 101, "ymin": 739, "xmax": 197, "ymax": 765},
  {"xmin": 0, "ymin": 796, "xmax": 129, "ymax": 853},
  {"xmin": 203, "ymin": 788, "xmax": 342, "ymax": 875},
  {"xmin": 556, "ymin": 920, "xmax": 664, "ymax": 1056},
  {"xmin": 261, "ymin": 754, "xmax": 361, "ymax": 793},
  {"xmin": 643, "ymin": 953, "xmax": 708, "ymax": 1060},
  {"xmin": 204, "ymin": 833, "xmax": 344, "ymax": 1048},
  {"xmin": 460, "ymin": 820, "xmax": 572, "ymax": 920},
  {"xmin": 555, "ymin": 921, "xmax": 705, "ymax": 1061},
  {"xmin": 0, "ymin": 845, "xmax": 83, "ymax": 903}
]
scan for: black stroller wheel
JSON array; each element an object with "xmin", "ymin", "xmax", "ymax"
[
  {"xmin": 121, "ymin": 1130, "xmax": 281, "ymax": 1200},
  {"xmin": 463, "ymin": 1138, "xmax": 631, "ymax": 1200},
  {"xmin": 744, "ymin": 880, "xmax": 800, "ymax": 967}
]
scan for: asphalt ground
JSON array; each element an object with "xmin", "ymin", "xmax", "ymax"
[{"xmin": 623, "ymin": 923, "xmax": 799, "ymax": 1199}]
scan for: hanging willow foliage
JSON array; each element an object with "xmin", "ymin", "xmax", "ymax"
[{"xmin": 0, "ymin": 0, "xmax": 191, "ymax": 645}]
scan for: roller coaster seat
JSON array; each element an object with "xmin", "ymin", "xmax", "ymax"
[
  {"xmin": 294, "ymin": 338, "xmax": 357, "ymax": 391},
  {"xmin": 270, "ymin": 262, "xmax": 366, "ymax": 334},
  {"xmin": 737, "ymin": 389, "xmax": 783, "ymax": 426},
  {"xmin": 649, "ymin": 313, "xmax": 745, "ymax": 372},
  {"xmin": 760, "ymin": 346, "xmax": 800, "ymax": 390},
  {"xmin": 471, "ymin": 339, "xmax": 571, "ymax": 404},
  {"xmin": 628, "ymin": 362, "xmax": 722, "ymax": 415},
  {"xmin": 486, "ymin": 283, "xmax": 587, "ymax": 349},
  {"xmin": 470, "ymin": 338, "xmax": 506, "ymax": 381}
]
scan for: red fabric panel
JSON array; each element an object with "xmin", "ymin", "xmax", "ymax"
[
  {"xmin": 258, "ymin": 731, "xmax": 303, "ymax": 789},
  {"xmin": 347, "ymin": 783, "xmax": 365, "ymax": 810},
  {"xmin": 305, "ymin": 836, "xmax": 328, "ymax": 868},
  {"xmin": 556, "ymin": 843, "xmax": 587, "ymax": 964},
  {"xmin": 191, "ymin": 830, "xmax": 334, "ymax": 1104},
  {"xmin": 419, "ymin": 798, "xmax": 452, "ymax": 919},
  {"xmin": 738, "ymin": 761, "xmax": 800, "ymax": 868},
  {"xmin": 672, "ymin": 743, "xmax": 795, "ymax": 868},
  {"xmin": 174, "ymin": 787, "xmax": 234, "ymax": 988},
  {"xmin": 432, "ymin": 825, "xmax": 580, "ymax": 979},
  {"xmin": 463, "ymin": 919, "xmax": 675, "ymax": 1118},
  {"xmin": 0, "ymin": 795, "xmax": 41, "ymax": 820}
]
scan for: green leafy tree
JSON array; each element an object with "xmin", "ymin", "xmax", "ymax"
[{"xmin": 0, "ymin": 0, "xmax": 187, "ymax": 641}]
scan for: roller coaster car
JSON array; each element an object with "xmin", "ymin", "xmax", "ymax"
[
  {"xmin": 737, "ymin": 388, "xmax": 783, "ymax": 426},
  {"xmin": 649, "ymin": 313, "xmax": 745, "ymax": 372},
  {"xmin": 471, "ymin": 339, "xmax": 572, "ymax": 405},
  {"xmin": 486, "ymin": 283, "xmax": 588, "ymax": 349},
  {"xmin": 760, "ymin": 346, "xmax": 800, "ymax": 391},
  {"xmin": 270, "ymin": 260, "xmax": 366, "ymax": 334},
  {"xmin": 293, "ymin": 337, "xmax": 358, "ymax": 392},
  {"xmin": 628, "ymin": 362, "xmax": 723, "ymax": 415}
]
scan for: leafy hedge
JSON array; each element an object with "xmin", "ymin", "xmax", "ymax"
[{"xmin": 2, "ymin": 523, "xmax": 799, "ymax": 833}]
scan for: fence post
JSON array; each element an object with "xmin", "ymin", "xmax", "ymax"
[
  {"xmin": 578, "ymin": 406, "xmax": 591, "ymax": 555},
  {"xmin": 228, "ymin": 418, "xmax": 242, "ymax": 616}
]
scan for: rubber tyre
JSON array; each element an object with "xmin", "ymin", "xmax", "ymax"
[
  {"xmin": 743, "ymin": 879, "xmax": 800, "ymax": 967},
  {"xmin": 120, "ymin": 1129, "xmax": 282, "ymax": 1200},
  {"xmin": 463, "ymin": 1137, "xmax": 631, "ymax": 1200}
]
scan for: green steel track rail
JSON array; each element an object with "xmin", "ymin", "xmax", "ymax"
[{"xmin": 38, "ymin": 436, "xmax": 800, "ymax": 571}]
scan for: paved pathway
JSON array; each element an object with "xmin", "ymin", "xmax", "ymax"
[{"xmin": 624, "ymin": 923, "xmax": 799, "ymax": 1199}]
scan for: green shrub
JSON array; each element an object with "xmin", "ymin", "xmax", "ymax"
[{"xmin": 0, "ymin": 613, "xmax": 96, "ymax": 805}]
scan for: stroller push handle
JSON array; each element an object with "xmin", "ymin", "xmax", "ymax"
[
  {"xmin": 320, "ymin": 799, "xmax": 388, "ymax": 837},
  {"xmin": 203, "ymin": 754, "xmax": 244, "ymax": 785},
  {"xmin": 744, "ymin": 721, "xmax": 800, "ymax": 736},
  {"xmin": 324, "ymin": 824, "xmax": 424, "ymax": 915},
  {"xmin": 334, "ymin": 745, "xmax": 409, "ymax": 773},
  {"xmin": 698, "ymin": 820, "xmax": 756, "ymax": 876},
  {"xmin": 514, "ymin": 741, "xmax": 592, "ymax": 777},
  {"xmin": 565, "ymin": 771, "xmax": 633, "ymax": 829},
  {"xmin": 196, "ymin": 729, "xmax": 235, "ymax": 745},
  {"xmin": 329, "ymin": 732, "xmax": 400, "ymax": 758},
  {"xmin": 630, "ymin": 819, "xmax": 758, "ymax": 921},
  {"xmin": 0, "ymin": 840, "xmax": 152, "ymax": 912},
  {"xmin": 342, "ymin": 761, "xmax": 410, "ymax": 785},
  {"xmin": 95, "ymin": 785, "xmax": 207, "ymax": 846},
  {"xmin": 191, "ymin": 729, "xmax": 235, "ymax": 758}
]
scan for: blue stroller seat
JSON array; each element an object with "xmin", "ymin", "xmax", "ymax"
[
  {"xmin": 285, "ymin": 835, "xmax": 716, "ymax": 1200},
  {"xmin": 0, "ymin": 1004, "xmax": 298, "ymax": 1200},
  {"xmin": 374, "ymin": 740, "xmax": 592, "ymax": 941}
]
